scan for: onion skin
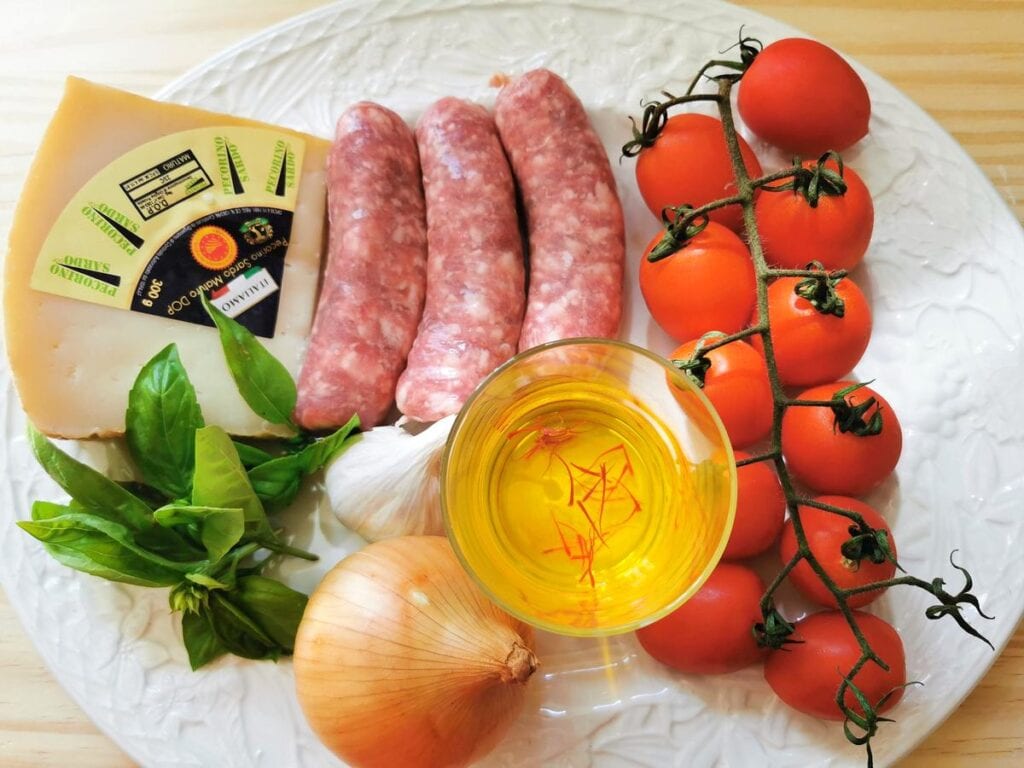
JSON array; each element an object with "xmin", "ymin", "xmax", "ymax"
[{"xmin": 294, "ymin": 536, "xmax": 537, "ymax": 768}]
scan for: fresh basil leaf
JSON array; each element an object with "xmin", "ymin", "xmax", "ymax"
[
  {"xmin": 125, "ymin": 344, "xmax": 205, "ymax": 499},
  {"xmin": 207, "ymin": 590, "xmax": 280, "ymax": 660},
  {"xmin": 247, "ymin": 415, "xmax": 360, "ymax": 512},
  {"xmin": 200, "ymin": 293, "xmax": 297, "ymax": 430},
  {"xmin": 18, "ymin": 506, "xmax": 201, "ymax": 587},
  {"xmin": 181, "ymin": 608, "xmax": 227, "ymax": 671},
  {"xmin": 246, "ymin": 454, "xmax": 304, "ymax": 513},
  {"xmin": 116, "ymin": 481, "xmax": 171, "ymax": 510},
  {"xmin": 29, "ymin": 505, "xmax": 206, "ymax": 572},
  {"xmin": 31, "ymin": 500, "xmax": 69, "ymax": 521},
  {"xmin": 135, "ymin": 523, "xmax": 206, "ymax": 562},
  {"xmin": 299, "ymin": 414, "xmax": 361, "ymax": 473},
  {"xmin": 39, "ymin": 495, "xmax": 203, "ymax": 561},
  {"xmin": 202, "ymin": 576, "xmax": 306, "ymax": 661},
  {"xmin": 231, "ymin": 575, "xmax": 307, "ymax": 652},
  {"xmin": 192, "ymin": 426, "xmax": 271, "ymax": 538},
  {"xmin": 28, "ymin": 425, "xmax": 155, "ymax": 532},
  {"xmin": 232, "ymin": 440, "xmax": 274, "ymax": 468},
  {"xmin": 154, "ymin": 504, "xmax": 245, "ymax": 562}
]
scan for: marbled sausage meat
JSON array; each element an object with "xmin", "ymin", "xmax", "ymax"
[
  {"xmin": 493, "ymin": 68, "xmax": 625, "ymax": 351},
  {"xmin": 395, "ymin": 98, "xmax": 525, "ymax": 422},
  {"xmin": 295, "ymin": 103, "xmax": 427, "ymax": 430}
]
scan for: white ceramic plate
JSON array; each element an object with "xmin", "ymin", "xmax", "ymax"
[{"xmin": 3, "ymin": 1, "xmax": 1023, "ymax": 766}]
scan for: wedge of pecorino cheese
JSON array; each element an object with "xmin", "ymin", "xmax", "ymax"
[{"xmin": 5, "ymin": 77, "xmax": 329, "ymax": 438}]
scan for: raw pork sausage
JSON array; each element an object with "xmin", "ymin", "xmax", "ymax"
[
  {"xmin": 295, "ymin": 103, "xmax": 427, "ymax": 430},
  {"xmin": 395, "ymin": 98, "xmax": 525, "ymax": 422},
  {"xmin": 493, "ymin": 69, "xmax": 625, "ymax": 351}
]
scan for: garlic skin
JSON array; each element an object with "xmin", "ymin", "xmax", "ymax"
[
  {"xmin": 324, "ymin": 415, "xmax": 454, "ymax": 540},
  {"xmin": 294, "ymin": 536, "xmax": 538, "ymax": 768}
]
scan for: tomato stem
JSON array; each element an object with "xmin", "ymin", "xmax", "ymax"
[
  {"xmin": 622, "ymin": 36, "xmax": 763, "ymax": 158},
  {"xmin": 683, "ymin": 58, "xmax": 746, "ymax": 97},
  {"xmin": 748, "ymin": 164, "xmax": 809, "ymax": 189},
  {"xmin": 734, "ymin": 450, "xmax": 779, "ymax": 468},
  {"xmin": 647, "ymin": 204, "xmax": 715, "ymax": 262},
  {"xmin": 630, "ymin": 40, "xmax": 993, "ymax": 765},
  {"xmin": 799, "ymin": 151, "xmax": 850, "ymax": 207},
  {"xmin": 717, "ymin": 73, "xmax": 912, "ymax": 694},
  {"xmin": 683, "ymin": 32, "xmax": 763, "ymax": 96},
  {"xmin": 677, "ymin": 69, "xmax": 992, "ymax": 764},
  {"xmin": 766, "ymin": 267, "xmax": 848, "ymax": 279},
  {"xmin": 794, "ymin": 266, "xmax": 848, "ymax": 317},
  {"xmin": 796, "ymin": 497, "xmax": 869, "ymax": 527},
  {"xmin": 695, "ymin": 325, "xmax": 764, "ymax": 352},
  {"xmin": 755, "ymin": 151, "xmax": 850, "ymax": 206},
  {"xmin": 762, "ymin": 551, "xmax": 803, "ymax": 609},
  {"xmin": 785, "ymin": 383, "xmax": 884, "ymax": 438},
  {"xmin": 622, "ymin": 94, "xmax": 723, "ymax": 158},
  {"xmin": 645, "ymin": 167, "xmax": 814, "ymax": 262},
  {"xmin": 672, "ymin": 327, "xmax": 767, "ymax": 386}
]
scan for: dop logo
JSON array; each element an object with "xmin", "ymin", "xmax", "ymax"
[{"xmin": 190, "ymin": 225, "xmax": 238, "ymax": 270}]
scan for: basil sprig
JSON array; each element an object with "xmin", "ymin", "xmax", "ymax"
[{"xmin": 20, "ymin": 305, "xmax": 360, "ymax": 670}]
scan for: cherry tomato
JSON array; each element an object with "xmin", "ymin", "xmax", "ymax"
[
  {"xmin": 765, "ymin": 611, "xmax": 906, "ymax": 721},
  {"xmin": 738, "ymin": 38, "xmax": 871, "ymax": 156},
  {"xmin": 780, "ymin": 496, "xmax": 897, "ymax": 608},
  {"xmin": 639, "ymin": 224, "xmax": 755, "ymax": 343},
  {"xmin": 756, "ymin": 160, "xmax": 874, "ymax": 271},
  {"xmin": 782, "ymin": 381, "xmax": 902, "ymax": 495},
  {"xmin": 752, "ymin": 277, "xmax": 871, "ymax": 388},
  {"xmin": 670, "ymin": 339, "xmax": 772, "ymax": 449},
  {"xmin": 635, "ymin": 113, "xmax": 763, "ymax": 233},
  {"xmin": 636, "ymin": 563, "xmax": 766, "ymax": 674},
  {"xmin": 723, "ymin": 452, "xmax": 786, "ymax": 560}
]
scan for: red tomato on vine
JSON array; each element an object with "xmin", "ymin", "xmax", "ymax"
[
  {"xmin": 636, "ymin": 563, "xmax": 766, "ymax": 674},
  {"xmin": 670, "ymin": 339, "xmax": 772, "ymax": 449},
  {"xmin": 765, "ymin": 611, "xmax": 906, "ymax": 721},
  {"xmin": 635, "ymin": 113, "xmax": 762, "ymax": 233},
  {"xmin": 738, "ymin": 38, "xmax": 871, "ymax": 156},
  {"xmin": 780, "ymin": 495, "xmax": 897, "ymax": 608},
  {"xmin": 756, "ymin": 158, "xmax": 874, "ymax": 272},
  {"xmin": 639, "ymin": 223, "xmax": 755, "ymax": 343},
  {"xmin": 723, "ymin": 452, "xmax": 786, "ymax": 560},
  {"xmin": 752, "ymin": 276, "xmax": 871, "ymax": 388},
  {"xmin": 782, "ymin": 381, "xmax": 902, "ymax": 495}
]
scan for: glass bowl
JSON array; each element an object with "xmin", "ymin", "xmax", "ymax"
[{"xmin": 441, "ymin": 338, "xmax": 736, "ymax": 636}]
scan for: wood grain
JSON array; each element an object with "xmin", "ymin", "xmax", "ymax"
[{"xmin": 1, "ymin": 1, "xmax": 1021, "ymax": 766}]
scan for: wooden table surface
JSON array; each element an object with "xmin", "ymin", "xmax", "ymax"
[{"xmin": 1, "ymin": 1, "xmax": 1021, "ymax": 766}]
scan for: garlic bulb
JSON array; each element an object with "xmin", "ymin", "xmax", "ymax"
[
  {"xmin": 324, "ymin": 415, "xmax": 454, "ymax": 540},
  {"xmin": 294, "ymin": 536, "xmax": 537, "ymax": 768}
]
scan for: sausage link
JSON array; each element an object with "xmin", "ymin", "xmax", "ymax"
[
  {"xmin": 295, "ymin": 103, "xmax": 427, "ymax": 430},
  {"xmin": 395, "ymin": 97, "xmax": 525, "ymax": 422},
  {"xmin": 493, "ymin": 69, "xmax": 625, "ymax": 351}
]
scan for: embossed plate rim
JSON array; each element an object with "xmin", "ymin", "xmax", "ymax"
[{"xmin": 2, "ymin": 1, "xmax": 1023, "ymax": 767}]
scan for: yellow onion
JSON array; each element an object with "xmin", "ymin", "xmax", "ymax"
[{"xmin": 294, "ymin": 535, "xmax": 538, "ymax": 768}]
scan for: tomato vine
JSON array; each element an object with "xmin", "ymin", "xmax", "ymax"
[{"xmin": 625, "ymin": 34, "xmax": 993, "ymax": 767}]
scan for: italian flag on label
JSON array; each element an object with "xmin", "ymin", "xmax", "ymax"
[{"xmin": 209, "ymin": 266, "xmax": 279, "ymax": 318}]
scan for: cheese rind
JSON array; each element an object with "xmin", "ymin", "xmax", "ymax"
[{"xmin": 5, "ymin": 77, "xmax": 328, "ymax": 438}]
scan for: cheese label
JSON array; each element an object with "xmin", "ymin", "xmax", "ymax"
[{"xmin": 30, "ymin": 126, "xmax": 306, "ymax": 338}]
